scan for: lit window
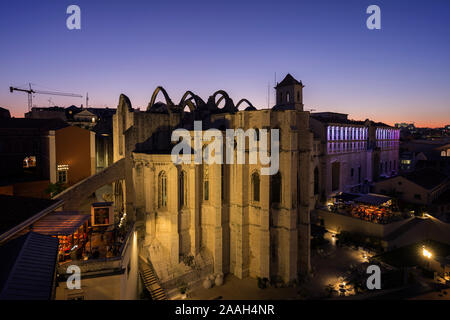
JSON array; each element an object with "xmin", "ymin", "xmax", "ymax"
[
  {"xmin": 23, "ymin": 156, "xmax": 36, "ymax": 168},
  {"xmin": 58, "ymin": 170, "xmax": 68, "ymax": 183},
  {"xmin": 57, "ymin": 164, "xmax": 69, "ymax": 183}
]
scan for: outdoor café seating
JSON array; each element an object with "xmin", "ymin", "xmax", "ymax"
[{"xmin": 328, "ymin": 193, "xmax": 399, "ymax": 224}]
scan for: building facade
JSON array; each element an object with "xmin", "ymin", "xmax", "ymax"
[
  {"xmin": 0, "ymin": 116, "xmax": 96, "ymax": 198},
  {"xmin": 310, "ymin": 112, "xmax": 400, "ymax": 202},
  {"xmin": 112, "ymin": 74, "xmax": 400, "ymax": 289}
]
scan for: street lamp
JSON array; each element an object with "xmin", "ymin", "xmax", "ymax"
[{"xmin": 422, "ymin": 246, "xmax": 432, "ymax": 259}]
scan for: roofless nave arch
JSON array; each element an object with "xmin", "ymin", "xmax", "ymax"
[{"xmin": 145, "ymin": 86, "xmax": 256, "ymax": 114}]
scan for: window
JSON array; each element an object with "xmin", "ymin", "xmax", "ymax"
[
  {"xmin": 252, "ymin": 172, "xmax": 260, "ymax": 202},
  {"xmin": 270, "ymin": 172, "xmax": 281, "ymax": 205},
  {"xmin": 297, "ymin": 91, "xmax": 300, "ymax": 102},
  {"xmin": 358, "ymin": 167, "xmax": 361, "ymax": 183},
  {"xmin": 350, "ymin": 168, "xmax": 354, "ymax": 177},
  {"xmin": 158, "ymin": 171, "xmax": 167, "ymax": 208},
  {"xmin": 58, "ymin": 169, "xmax": 68, "ymax": 184},
  {"xmin": 414, "ymin": 194, "xmax": 421, "ymax": 200},
  {"xmin": 179, "ymin": 170, "xmax": 187, "ymax": 207},
  {"xmin": 286, "ymin": 92, "xmax": 290, "ymax": 103},
  {"xmin": 204, "ymin": 168, "xmax": 209, "ymax": 201},
  {"xmin": 23, "ymin": 156, "xmax": 36, "ymax": 168}
]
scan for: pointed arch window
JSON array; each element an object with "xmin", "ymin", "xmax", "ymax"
[
  {"xmin": 158, "ymin": 171, "xmax": 167, "ymax": 208},
  {"xmin": 252, "ymin": 172, "xmax": 260, "ymax": 202},
  {"xmin": 204, "ymin": 167, "xmax": 209, "ymax": 201},
  {"xmin": 270, "ymin": 172, "xmax": 282, "ymax": 205},
  {"xmin": 179, "ymin": 170, "xmax": 187, "ymax": 207}
]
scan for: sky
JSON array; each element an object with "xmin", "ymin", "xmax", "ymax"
[{"xmin": 0, "ymin": 0, "xmax": 449, "ymax": 127}]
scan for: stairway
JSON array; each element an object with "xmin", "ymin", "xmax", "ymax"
[{"xmin": 139, "ymin": 256, "xmax": 167, "ymax": 300}]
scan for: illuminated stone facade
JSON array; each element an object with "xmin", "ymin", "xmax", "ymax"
[{"xmin": 112, "ymin": 74, "xmax": 399, "ymax": 288}]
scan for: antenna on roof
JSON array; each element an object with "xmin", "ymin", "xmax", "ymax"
[{"xmin": 86, "ymin": 92, "xmax": 89, "ymax": 109}]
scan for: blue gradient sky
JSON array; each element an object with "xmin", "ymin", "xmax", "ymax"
[{"xmin": 1, "ymin": 0, "xmax": 449, "ymax": 127}]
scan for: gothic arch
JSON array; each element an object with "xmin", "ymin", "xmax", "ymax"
[
  {"xmin": 179, "ymin": 90, "xmax": 205, "ymax": 111},
  {"xmin": 118, "ymin": 94, "xmax": 133, "ymax": 114},
  {"xmin": 147, "ymin": 86, "xmax": 175, "ymax": 112},
  {"xmin": 208, "ymin": 90, "xmax": 236, "ymax": 112},
  {"xmin": 236, "ymin": 98, "xmax": 254, "ymax": 110}
]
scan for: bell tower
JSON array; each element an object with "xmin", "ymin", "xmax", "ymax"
[{"xmin": 275, "ymin": 73, "xmax": 304, "ymax": 111}]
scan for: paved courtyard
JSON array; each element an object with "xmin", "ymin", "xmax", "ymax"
[{"xmin": 186, "ymin": 232, "xmax": 370, "ymax": 300}]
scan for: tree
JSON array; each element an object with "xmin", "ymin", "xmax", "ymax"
[{"xmin": 45, "ymin": 182, "xmax": 66, "ymax": 197}]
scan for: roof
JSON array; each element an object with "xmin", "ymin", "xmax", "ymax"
[
  {"xmin": 0, "ymin": 107, "xmax": 11, "ymax": 119},
  {"xmin": 0, "ymin": 117, "xmax": 68, "ymax": 130},
  {"xmin": 30, "ymin": 211, "xmax": 90, "ymax": 236},
  {"xmin": 275, "ymin": 74, "xmax": 303, "ymax": 88},
  {"xmin": 0, "ymin": 195, "xmax": 59, "ymax": 235},
  {"xmin": 74, "ymin": 109, "xmax": 96, "ymax": 117},
  {"xmin": 92, "ymin": 202, "xmax": 113, "ymax": 207},
  {"xmin": 401, "ymin": 168, "xmax": 448, "ymax": 190},
  {"xmin": 385, "ymin": 217, "xmax": 450, "ymax": 244},
  {"xmin": 310, "ymin": 114, "xmax": 366, "ymax": 126},
  {"xmin": 353, "ymin": 193, "xmax": 392, "ymax": 206},
  {"xmin": 334, "ymin": 193, "xmax": 361, "ymax": 202},
  {"xmin": 433, "ymin": 189, "xmax": 450, "ymax": 205},
  {"xmin": 0, "ymin": 232, "xmax": 59, "ymax": 300}
]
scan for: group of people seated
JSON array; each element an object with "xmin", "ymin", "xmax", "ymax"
[
  {"xmin": 330, "ymin": 202, "xmax": 394, "ymax": 224},
  {"xmin": 349, "ymin": 206, "xmax": 391, "ymax": 224}
]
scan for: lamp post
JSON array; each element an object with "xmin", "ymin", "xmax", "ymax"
[{"xmin": 422, "ymin": 246, "xmax": 432, "ymax": 270}]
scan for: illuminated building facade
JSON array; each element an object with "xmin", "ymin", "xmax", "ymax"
[{"xmin": 112, "ymin": 74, "xmax": 399, "ymax": 292}]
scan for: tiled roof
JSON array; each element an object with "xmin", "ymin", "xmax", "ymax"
[
  {"xmin": 275, "ymin": 74, "xmax": 303, "ymax": 88},
  {"xmin": 0, "ymin": 232, "xmax": 59, "ymax": 300},
  {"xmin": 401, "ymin": 168, "xmax": 448, "ymax": 190}
]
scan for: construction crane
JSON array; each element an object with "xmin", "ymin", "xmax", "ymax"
[{"xmin": 9, "ymin": 83, "xmax": 83, "ymax": 111}]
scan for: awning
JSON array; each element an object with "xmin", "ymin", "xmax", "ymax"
[
  {"xmin": 353, "ymin": 194, "xmax": 391, "ymax": 206},
  {"xmin": 334, "ymin": 193, "xmax": 360, "ymax": 202},
  {"xmin": 31, "ymin": 211, "xmax": 90, "ymax": 236}
]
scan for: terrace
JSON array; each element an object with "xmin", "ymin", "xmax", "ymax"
[{"xmin": 325, "ymin": 193, "xmax": 411, "ymax": 225}]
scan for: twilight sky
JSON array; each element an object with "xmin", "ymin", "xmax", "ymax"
[{"xmin": 0, "ymin": 0, "xmax": 449, "ymax": 127}]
